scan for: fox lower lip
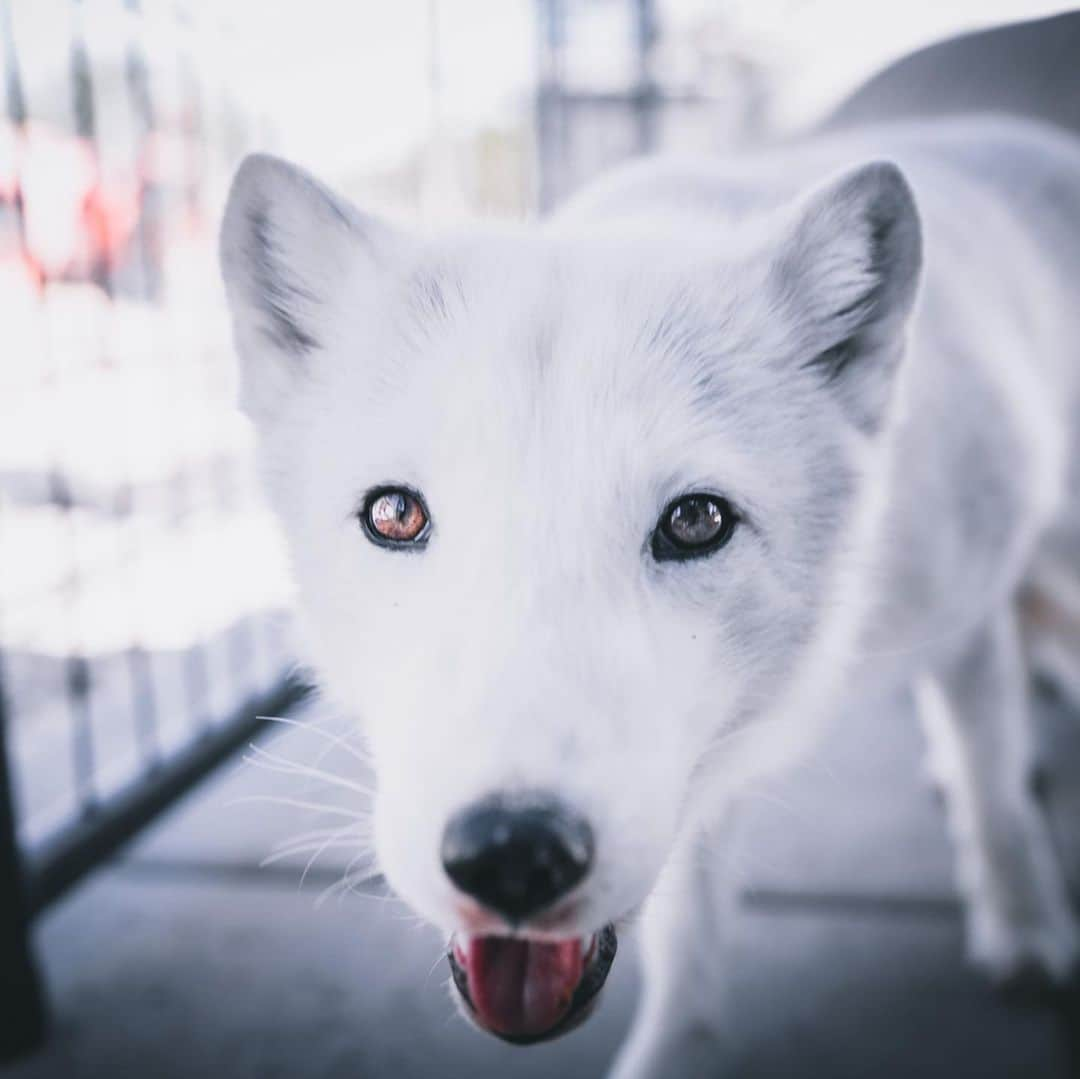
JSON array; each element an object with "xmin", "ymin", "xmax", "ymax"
[{"xmin": 447, "ymin": 925, "xmax": 618, "ymax": 1044}]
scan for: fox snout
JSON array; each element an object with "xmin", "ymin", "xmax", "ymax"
[{"xmin": 440, "ymin": 793, "xmax": 594, "ymax": 925}]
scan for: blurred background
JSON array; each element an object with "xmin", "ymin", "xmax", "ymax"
[{"xmin": 0, "ymin": 2, "xmax": 1077, "ymax": 1077}]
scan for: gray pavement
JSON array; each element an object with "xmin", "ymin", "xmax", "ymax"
[{"xmin": 7, "ymin": 686, "xmax": 1080, "ymax": 1079}]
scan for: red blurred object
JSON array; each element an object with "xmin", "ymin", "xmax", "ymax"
[{"xmin": 0, "ymin": 119, "xmax": 144, "ymax": 289}]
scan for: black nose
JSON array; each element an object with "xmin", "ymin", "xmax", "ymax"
[{"xmin": 441, "ymin": 794, "xmax": 594, "ymax": 924}]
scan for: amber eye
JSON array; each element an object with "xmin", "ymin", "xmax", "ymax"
[
  {"xmin": 652, "ymin": 493, "xmax": 737, "ymax": 562},
  {"xmin": 361, "ymin": 486, "xmax": 431, "ymax": 548}
]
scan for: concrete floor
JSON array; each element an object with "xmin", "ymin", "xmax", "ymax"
[{"xmin": 8, "ymin": 685, "xmax": 1080, "ymax": 1079}]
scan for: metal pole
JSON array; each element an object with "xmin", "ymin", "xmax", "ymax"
[
  {"xmin": 534, "ymin": 0, "xmax": 565, "ymax": 212},
  {"xmin": 633, "ymin": 0, "xmax": 658, "ymax": 153},
  {"xmin": 0, "ymin": 666, "xmax": 48, "ymax": 1060}
]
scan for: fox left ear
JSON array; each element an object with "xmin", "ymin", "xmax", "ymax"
[
  {"xmin": 771, "ymin": 160, "xmax": 922, "ymax": 432},
  {"xmin": 219, "ymin": 153, "xmax": 403, "ymax": 424}
]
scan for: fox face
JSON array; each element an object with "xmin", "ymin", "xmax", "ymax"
[{"xmin": 221, "ymin": 152, "xmax": 920, "ymax": 1041}]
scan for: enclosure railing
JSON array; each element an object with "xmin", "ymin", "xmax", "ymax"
[{"xmin": 0, "ymin": 1, "xmax": 306, "ymax": 1059}]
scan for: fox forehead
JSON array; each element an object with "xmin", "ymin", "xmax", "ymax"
[{"xmin": 309, "ymin": 226, "xmax": 849, "ymax": 518}]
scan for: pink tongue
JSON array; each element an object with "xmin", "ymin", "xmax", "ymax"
[{"xmin": 466, "ymin": 936, "xmax": 584, "ymax": 1038}]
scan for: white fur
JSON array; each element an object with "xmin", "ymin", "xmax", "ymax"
[{"xmin": 221, "ymin": 114, "xmax": 1080, "ymax": 1075}]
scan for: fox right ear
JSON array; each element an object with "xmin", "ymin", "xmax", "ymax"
[
  {"xmin": 770, "ymin": 160, "xmax": 922, "ymax": 433},
  {"xmin": 219, "ymin": 153, "xmax": 400, "ymax": 422}
]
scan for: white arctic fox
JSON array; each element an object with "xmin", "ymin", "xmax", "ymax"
[{"xmin": 220, "ymin": 42, "xmax": 1080, "ymax": 1079}]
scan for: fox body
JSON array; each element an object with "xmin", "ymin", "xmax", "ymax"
[{"xmin": 221, "ymin": 113, "xmax": 1080, "ymax": 1073}]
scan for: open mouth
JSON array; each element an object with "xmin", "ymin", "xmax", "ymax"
[{"xmin": 447, "ymin": 925, "xmax": 617, "ymax": 1044}]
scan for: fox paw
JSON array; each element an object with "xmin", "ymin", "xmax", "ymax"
[{"xmin": 966, "ymin": 899, "xmax": 1080, "ymax": 987}]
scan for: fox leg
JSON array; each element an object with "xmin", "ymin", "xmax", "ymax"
[{"xmin": 918, "ymin": 610, "xmax": 1078, "ymax": 982}]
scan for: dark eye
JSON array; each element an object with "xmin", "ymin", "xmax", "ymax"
[
  {"xmin": 360, "ymin": 486, "xmax": 431, "ymax": 548},
  {"xmin": 651, "ymin": 493, "xmax": 737, "ymax": 562}
]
